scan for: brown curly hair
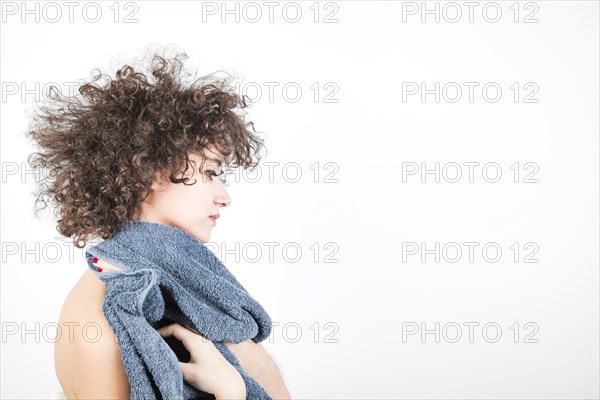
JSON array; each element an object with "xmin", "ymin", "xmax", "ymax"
[{"xmin": 25, "ymin": 49, "xmax": 266, "ymax": 248}]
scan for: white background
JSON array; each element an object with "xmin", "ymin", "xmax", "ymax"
[{"xmin": 1, "ymin": 0, "xmax": 598, "ymax": 398}]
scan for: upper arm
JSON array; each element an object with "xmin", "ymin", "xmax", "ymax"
[
  {"xmin": 55, "ymin": 284, "xmax": 130, "ymax": 399},
  {"xmin": 225, "ymin": 341, "xmax": 291, "ymax": 399},
  {"xmin": 253, "ymin": 343, "xmax": 291, "ymax": 399},
  {"xmin": 69, "ymin": 321, "xmax": 131, "ymax": 399}
]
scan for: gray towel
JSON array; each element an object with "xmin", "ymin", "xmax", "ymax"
[{"xmin": 85, "ymin": 220, "xmax": 273, "ymax": 399}]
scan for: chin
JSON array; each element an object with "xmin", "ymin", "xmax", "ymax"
[
  {"xmin": 180, "ymin": 224, "xmax": 210, "ymax": 244},
  {"xmin": 199, "ymin": 235, "xmax": 210, "ymax": 244},
  {"xmin": 195, "ymin": 230, "xmax": 211, "ymax": 244}
]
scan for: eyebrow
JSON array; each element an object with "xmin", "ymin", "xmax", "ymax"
[{"xmin": 204, "ymin": 157, "xmax": 224, "ymax": 165}]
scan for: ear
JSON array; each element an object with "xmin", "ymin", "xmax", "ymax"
[{"xmin": 150, "ymin": 170, "xmax": 169, "ymax": 191}]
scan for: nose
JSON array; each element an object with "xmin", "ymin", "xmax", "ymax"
[{"xmin": 214, "ymin": 184, "xmax": 232, "ymax": 208}]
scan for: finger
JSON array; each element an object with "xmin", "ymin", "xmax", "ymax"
[
  {"xmin": 158, "ymin": 323, "xmax": 201, "ymax": 362},
  {"xmin": 157, "ymin": 323, "xmax": 193, "ymax": 347},
  {"xmin": 161, "ymin": 323, "xmax": 210, "ymax": 344},
  {"xmin": 179, "ymin": 361, "xmax": 212, "ymax": 394},
  {"xmin": 157, "ymin": 323, "xmax": 178, "ymax": 338},
  {"xmin": 178, "ymin": 360, "xmax": 195, "ymax": 382},
  {"xmin": 157, "ymin": 324, "xmax": 198, "ymax": 365}
]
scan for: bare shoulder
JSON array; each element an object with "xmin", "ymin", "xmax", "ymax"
[{"xmin": 54, "ymin": 269, "xmax": 130, "ymax": 399}]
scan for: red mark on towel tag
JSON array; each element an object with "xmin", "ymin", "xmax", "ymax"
[{"xmin": 92, "ymin": 257, "xmax": 102, "ymax": 272}]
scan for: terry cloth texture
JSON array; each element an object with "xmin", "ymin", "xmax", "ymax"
[{"xmin": 85, "ymin": 220, "xmax": 273, "ymax": 400}]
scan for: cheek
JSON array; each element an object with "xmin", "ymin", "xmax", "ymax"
[
  {"xmin": 156, "ymin": 179, "xmax": 214, "ymax": 215},
  {"xmin": 155, "ymin": 186, "xmax": 192, "ymax": 214},
  {"xmin": 185, "ymin": 184, "xmax": 214, "ymax": 211}
]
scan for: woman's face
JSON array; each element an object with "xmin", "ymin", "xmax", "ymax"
[{"xmin": 133, "ymin": 146, "xmax": 232, "ymax": 243}]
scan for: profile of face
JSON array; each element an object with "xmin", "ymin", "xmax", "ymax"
[{"xmin": 133, "ymin": 146, "xmax": 232, "ymax": 243}]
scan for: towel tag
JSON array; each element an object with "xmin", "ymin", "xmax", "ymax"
[{"xmin": 93, "ymin": 258, "xmax": 123, "ymax": 273}]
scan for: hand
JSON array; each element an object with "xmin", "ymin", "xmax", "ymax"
[{"xmin": 157, "ymin": 323, "xmax": 246, "ymax": 399}]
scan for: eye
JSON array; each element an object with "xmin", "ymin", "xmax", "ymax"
[
  {"xmin": 204, "ymin": 169, "xmax": 229, "ymax": 186},
  {"xmin": 204, "ymin": 169, "xmax": 220, "ymax": 180}
]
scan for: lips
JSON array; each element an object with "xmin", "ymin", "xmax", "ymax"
[{"xmin": 209, "ymin": 214, "xmax": 220, "ymax": 223}]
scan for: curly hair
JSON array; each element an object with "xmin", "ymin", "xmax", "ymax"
[{"xmin": 25, "ymin": 50, "xmax": 266, "ymax": 248}]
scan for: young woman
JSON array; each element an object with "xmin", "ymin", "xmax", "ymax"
[{"xmin": 26, "ymin": 50, "xmax": 290, "ymax": 399}]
